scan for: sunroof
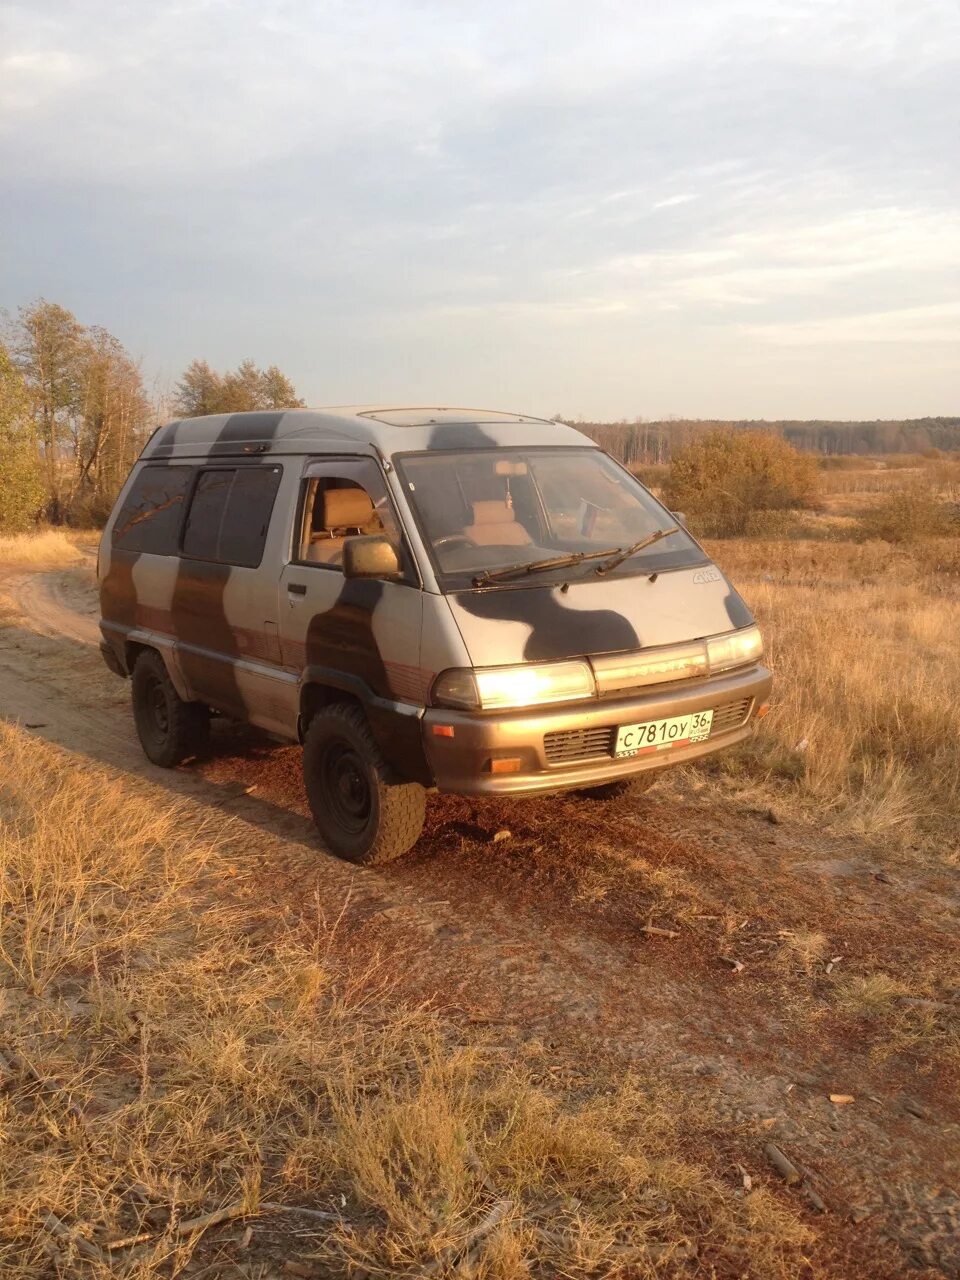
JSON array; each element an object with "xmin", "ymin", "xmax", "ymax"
[{"xmin": 359, "ymin": 407, "xmax": 549, "ymax": 428}]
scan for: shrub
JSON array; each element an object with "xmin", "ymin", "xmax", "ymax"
[
  {"xmin": 858, "ymin": 482, "xmax": 957, "ymax": 543},
  {"xmin": 664, "ymin": 429, "xmax": 819, "ymax": 537},
  {"xmin": 629, "ymin": 462, "xmax": 670, "ymax": 491}
]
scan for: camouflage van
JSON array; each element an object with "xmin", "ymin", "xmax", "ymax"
[{"xmin": 99, "ymin": 407, "xmax": 773, "ymax": 864}]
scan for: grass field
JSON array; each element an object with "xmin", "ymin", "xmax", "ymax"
[
  {"xmin": 0, "ymin": 723, "xmax": 814, "ymax": 1278},
  {"xmin": 709, "ymin": 536, "xmax": 960, "ymax": 857},
  {"xmin": 0, "ymin": 458, "xmax": 958, "ymax": 1276},
  {"xmin": 0, "ymin": 529, "xmax": 90, "ymax": 571}
]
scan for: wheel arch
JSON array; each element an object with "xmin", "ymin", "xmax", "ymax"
[
  {"xmin": 298, "ymin": 666, "xmax": 434, "ymax": 787},
  {"xmin": 125, "ymin": 639, "xmax": 192, "ymax": 701}
]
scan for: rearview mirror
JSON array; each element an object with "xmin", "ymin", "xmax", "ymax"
[
  {"xmin": 342, "ymin": 535, "xmax": 402, "ymax": 580},
  {"xmin": 671, "ymin": 511, "xmax": 687, "ymax": 527}
]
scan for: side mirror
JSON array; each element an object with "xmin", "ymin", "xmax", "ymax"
[
  {"xmin": 343, "ymin": 534, "xmax": 402, "ymax": 581},
  {"xmin": 671, "ymin": 511, "xmax": 687, "ymax": 527}
]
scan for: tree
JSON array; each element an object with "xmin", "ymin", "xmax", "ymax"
[
  {"xmin": 173, "ymin": 358, "xmax": 304, "ymax": 416},
  {"xmin": 664, "ymin": 429, "xmax": 819, "ymax": 537},
  {"xmin": 174, "ymin": 359, "xmax": 225, "ymax": 417},
  {"xmin": 73, "ymin": 327, "xmax": 152, "ymax": 524},
  {"xmin": 7, "ymin": 301, "xmax": 152, "ymax": 526},
  {"xmin": 12, "ymin": 299, "xmax": 85, "ymax": 521},
  {"xmin": 0, "ymin": 344, "xmax": 44, "ymax": 532}
]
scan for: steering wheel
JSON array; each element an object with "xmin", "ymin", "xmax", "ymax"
[{"xmin": 433, "ymin": 535, "xmax": 477, "ymax": 552}]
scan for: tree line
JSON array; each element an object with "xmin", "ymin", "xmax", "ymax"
[
  {"xmin": 2, "ymin": 295, "xmax": 956, "ymax": 533},
  {"xmin": 570, "ymin": 416, "xmax": 960, "ymax": 466},
  {"xmin": 0, "ymin": 299, "xmax": 305, "ymax": 530}
]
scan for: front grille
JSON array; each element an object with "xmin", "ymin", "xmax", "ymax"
[
  {"xmin": 710, "ymin": 697, "xmax": 753, "ymax": 734},
  {"xmin": 543, "ymin": 697, "xmax": 753, "ymax": 765},
  {"xmin": 544, "ymin": 724, "xmax": 616, "ymax": 763}
]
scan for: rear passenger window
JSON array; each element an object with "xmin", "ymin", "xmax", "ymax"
[
  {"xmin": 112, "ymin": 465, "xmax": 195, "ymax": 554},
  {"xmin": 182, "ymin": 465, "xmax": 282, "ymax": 567}
]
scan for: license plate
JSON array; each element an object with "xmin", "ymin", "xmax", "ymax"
[{"xmin": 614, "ymin": 709, "xmax": 714, "ymax": 758}]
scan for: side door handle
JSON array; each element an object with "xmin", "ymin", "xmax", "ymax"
[{"xmin": 287, "ymin": 582, "xmax": 307, "ymax": 596}]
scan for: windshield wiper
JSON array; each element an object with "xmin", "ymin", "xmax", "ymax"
[
  {"xmin": 594, "ymin": 525, "xmax": 683, "ymax": 575},
  {"xmin": 472, "ymin": 547, "xmax": 619, "ymax": 587}
]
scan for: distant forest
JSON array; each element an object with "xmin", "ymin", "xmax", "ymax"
[{"xmin": 569, "ymin": 417, "xmax": 960, "ymax": 465}]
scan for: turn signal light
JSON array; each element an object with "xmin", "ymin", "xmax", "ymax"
[
  {"xmin": 756, "ymin": 702, "xmax": 771, "ymax": 719},
  {"xmin": 488, "ymin": 758, "xmax": 522, "ymax": 774}
]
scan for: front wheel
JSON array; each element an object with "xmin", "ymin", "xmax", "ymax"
[{"xmin": 303, "ymin": 704, "xmax": 426, "ymax": 865}]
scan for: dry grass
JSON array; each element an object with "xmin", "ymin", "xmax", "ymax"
[
  {"xmin": 831, "ymin": 970, "xmax": 960, "ymax": 1074},
  {"xmin": 0, "ymin": 722, "xmax": 816, "ymax": 1278},
  {"xmin": 708, "ymin": 537, "xmax": 960, "ymax": 855},
  {"xmin": 0, "ymin": 529, "xmax": 89, "ymax": 571}
]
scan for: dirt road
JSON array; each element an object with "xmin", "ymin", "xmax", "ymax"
[{"xmin": 2, "ymin": 564, "xmax": 958, "ymax": 1277}]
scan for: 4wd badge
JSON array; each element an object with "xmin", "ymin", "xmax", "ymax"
[{"xmin": 692, "ymin": 567, "xmax": 721, "ymax": 584}]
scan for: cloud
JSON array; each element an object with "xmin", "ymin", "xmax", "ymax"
[
  {"xmin": 1, "ymin": 0, "xmax": 958, "ymax": 418},
  {"xmin": 652, "ymin": 194, "xmax": 700, "ymax": 210},
  {"xmin": 742, "ymin": 301, "xmax": 960, "ymax": 346}
]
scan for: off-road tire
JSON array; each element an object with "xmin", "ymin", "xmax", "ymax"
[
  {"xmin": 303, "ymin": 703, "xmax": 426, "ymax": 865},
  {"xmin": 576, "ymin": 773, "xmax": 659, "ymax": 801},
  {"xmin": 131, "ymin": 649, "xmax": 210, "ymax": 768}
]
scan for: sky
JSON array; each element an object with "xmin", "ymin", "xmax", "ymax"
[{"xmin": 1, "ymin": 0, "xmax": 958, "ymax": 421}]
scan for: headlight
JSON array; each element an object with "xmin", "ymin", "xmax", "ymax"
[
  {"xmin": 432, "ymin": 660, "xmax": 596, "ymax": 710},
  {"xmin": 706, "ymin": 624, "xmax": 763, "ymax": 673}
]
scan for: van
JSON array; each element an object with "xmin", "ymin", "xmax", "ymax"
[{"xmin": 99, "ymin": 407, "xmax": 772, "ymax": 864}]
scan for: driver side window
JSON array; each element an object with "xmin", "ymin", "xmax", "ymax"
[{"xmin": 295, "ymin": 459, "xmax": 403, "ymax": 571}]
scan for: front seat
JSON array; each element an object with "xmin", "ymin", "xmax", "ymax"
[
  {"xmin": 306, "ymin": 488, "xmax": 381, "ymax": 565},
  {"xmin": 464, "ymin": 500, "xmax": 532, "ymax": 547}
]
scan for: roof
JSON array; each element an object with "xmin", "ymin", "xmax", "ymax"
[{"xmin": 140, "ymin": 406, "xmax": 594, "ymax": 461}]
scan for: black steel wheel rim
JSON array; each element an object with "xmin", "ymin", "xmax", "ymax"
[
  {"xmin": 145, "ymin": 673, "xmax": 170, "ymax": 736},
  {"xmin": 321, "ymin": 742, "xmax": 372, "ymax": 833}
]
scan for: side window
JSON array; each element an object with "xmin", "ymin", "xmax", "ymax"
[
  {"xmin": 182, "ymin": 465, "xmax": 282, "ymax": 567},
  {"xmin": 295, "ymin": 458, "xmax": 403, "ymax": 572},
  {"xmin": 112, "ymin": 465, "xmax": 195, "ymax": 554}
]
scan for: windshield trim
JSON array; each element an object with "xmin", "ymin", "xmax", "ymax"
[{"xmin": 393, "ymin": 445, "xmax": 710, "ymax": 591}]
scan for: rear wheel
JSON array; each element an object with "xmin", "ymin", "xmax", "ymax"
[
  {"xmin": 303, "ymin": 704, "xmax": 426, "ymax": 865},
  {"xmin": 131, "ymin": 650, "xmax": 209, "ymax": 767}
]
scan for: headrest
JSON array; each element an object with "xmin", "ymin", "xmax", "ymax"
[
  {"xmin": 323, "ymin": 487, "xmax": 374, "ymax": 530},
  {"xmin": 471, "ymin": 500, "xmax": 515, "ymax": 526}
]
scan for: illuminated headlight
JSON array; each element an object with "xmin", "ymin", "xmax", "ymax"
[
  {"xmin": 432, "ymin": 661, "xmax": 596, "ymax": 711},
  {"xmin": 706, "ymin": 625, "xmax": 764, "ymax": 673}
]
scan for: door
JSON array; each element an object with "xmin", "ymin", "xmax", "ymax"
[
  {"xmin": 279, "ymin": 458, "xmax": 426, "ymax": 707},
  {"xmin": 172, "ymin": 460, "xmax": 300, "ymax": 735}
]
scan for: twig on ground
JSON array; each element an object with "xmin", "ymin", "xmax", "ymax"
[
  {"xmin": 106, "ymin": 1200, "xmax": 346, "ymax": 1253},
  {"xmin": 803, "ymin": 1185, "xmax": 828, "ymax": 1213},
  {"xmin": 764, "ymin": 1143, "xmax": 802, "ymax": 1186},
  {"xmin": 105, "ymin": 1228, "xmax": 156, "ymax": 1250},
  {"xmin": 536, "ymin": 1225, "xmax": 695, "ymax": 1262},
  {"xmin": 260, "ymin": 1202, "xmax": 344, "ymax": 1224},
  {"xmin": 169, "ymin": 1202, "xmax": 250, "ymax": 1239},
  {"xmin": 421, "ymin": 1198, "xmax": 514, "ymax": 1277},
  {"xmin": 463, "ymin": 1141, "xmax": 498, "ymax": 1195},
  {"xmin": 41, "ymin": 1212, "xmax": 109, "ymax": 1264}
]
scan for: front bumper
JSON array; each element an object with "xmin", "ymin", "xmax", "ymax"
[{"xmin": 422, "ymin": 663, "xmax": 772, "ymax": 795}]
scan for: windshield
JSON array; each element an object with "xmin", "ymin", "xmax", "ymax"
[{"xmin": 395, "ymin": 447, "xmax": 708, "ymax": 588}]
